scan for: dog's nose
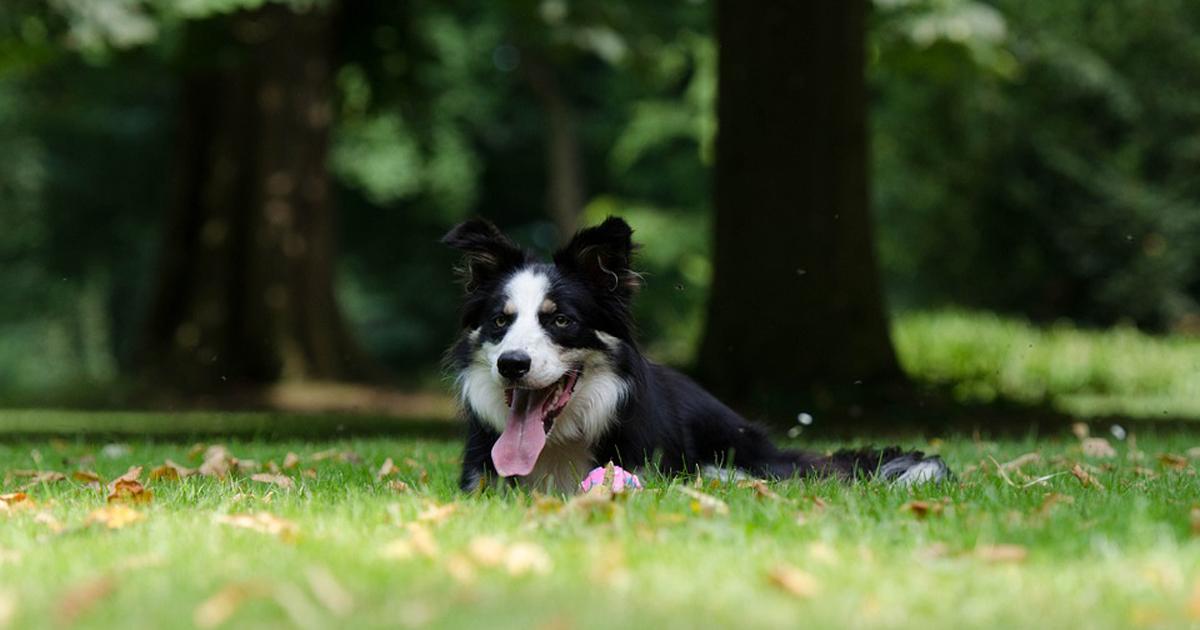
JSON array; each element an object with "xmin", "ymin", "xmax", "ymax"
[{"xmin": 497, "ymin": 351, "xmax": 532, "ymax": 380}]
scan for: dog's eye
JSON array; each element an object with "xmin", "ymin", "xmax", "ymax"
[
  {"xmin": 492, "ymin": 315, "xmax": 510, "ymax": 328},
  {"xmin": 552, "ymin": 314, "xmax": 572, "ymax": 328}
]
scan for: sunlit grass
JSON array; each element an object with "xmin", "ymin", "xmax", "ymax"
[
  {"xmin": 895, "ymin": 309, "xmax": 1200, "ymax": 419},
  {"xmin": 1, "ymin": 426, "xmax": 1199, "ymax": 628}
]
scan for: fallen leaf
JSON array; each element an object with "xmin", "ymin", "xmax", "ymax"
[
  {"xmin": 1037, "ymin": 493, "xmax": 1075, "ymax": 516},
  {"xmin": 1071, "ymin": 463, "xmax": 1104, "ymax": 490},
  {"xmin": 674, "ymin": 486, "xmax": 729, "ymax": 517},
  {"xmin": 107, "ymin": 467, "xmax": 152, "ymax": 503},
  {"xmin": 1081, "ymin": 438, "xmax": 1116, "ymax": 458},
  {"xmin": 416, "ymin": 502, "xmax": 457, "ymax": 525},
  {"xmin": 87, "ymin": 505, "xmax": 145, "ymax": 530},
  {"xmin": 1191, "ymin": 508, "xmax": 1200, "ymax": 536},
  {"xmin": 767, "ymin": 564, "xmax": 820, "ymax": 599},
  {"xmin": 387, "ymin": 480, "xmax": 410, "ymax": 493},
  {"xmin": 444, "ymin": 554, "xmax": 477, "ymax": 586},
  {"xmin": 1159, "ymin": 454, "xmax": 1189, "ymax": 470},
  {"xmin": 466, "ymin": 536, "xmax": 506, "ymax": 567},
  {"xmin": 504, "ymin": 542, "xmax": 552, "ymax": 576},
  {"xmin": 282, "ymin": 453, "xmax": 301, "ymax": 470},
  {"xmin": 34, "ymin": 511, "xmax": 63, "ymax": 533},
  {"xmin": 250, "ymin": 473, "xmax": 295, "ymax": 490},
  {"xmin": 304, "ymin": 567, "xmax": 354, "ymax": 617},
  {"xmin": 738, "ymin": 479, "xmax": 782, "ymax": 501},
  {"xmin": 56, "ymin": 575, "xmax": 116, "ymax": 626},
  {"xmin": 0, "ymin": 589, "xmax": 14, "ymax": 628},
  {"xmin": 0, "ymin": 493, "xmax": 31, "ymax": 513},
  {"xmin": 1071, "ymin": 422, "xmax": 1090, "ymax": 439},
  {"xmin": 193, "ymin": 583, "xmax": 268, "ymax": 629},
  {"xmin": 376, "ymin": 458, "xmax": 398, "ymax": 481},
  {"xmin": 310, "ymin": 450, "xmax": 360, "ymax": 464},
  {"xmin": 13, "ymin": 470, "xmax": 66, "ymax": 489},
  {"xmin": 215, "ymin": 512, "xmax": 298, "ymax": 540},
  {"xmin": 302, "ymin": 469, "xmax": 317, "ymax": 479},
  {"xmin": 149, "ymin": 460, "xmax": 196, "ymax": 481},
  {"xmin": 999, "ymin": 452, "xmax": 1041, "ymax": 471},
  {"xmin": 200, "ymin": 446, "xmax": 236, "ymax": 478},
  {"xmin": 902, "ymin": 500, "xmax": 943, "ymax": 519},
  {"xmin": 974, "ymin": 544, "xmax": 1028, "ymax": 563},
  {"xmin": 72, "ymin": 470, "xmax": 103, "ymax": 489},
  {"xmin": 383, "ymin": 524, "xmax": 438, "ymax": 560}
]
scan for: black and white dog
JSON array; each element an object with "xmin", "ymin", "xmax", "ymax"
[{"xmin": 444, "ymin": 217, "xmax": 949, "ymax": 493}]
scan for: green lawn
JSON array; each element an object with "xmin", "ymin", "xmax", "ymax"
[{"xmin": 2, "ymin": 416, "xmax": 1199, "ymax": 629}]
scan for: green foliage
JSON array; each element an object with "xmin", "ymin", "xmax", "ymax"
[{"xmin": 895, "ymin": 309, "xmax": 1200, "ymax": 419}]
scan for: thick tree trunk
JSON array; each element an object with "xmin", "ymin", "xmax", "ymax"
[
  {"xmin": 698, "ymin": 0, "xmax": 905, "ymax": 423},
  {"xmin": 524, "ymin": 55, "xmax": 585, "ymax": 242},
  {"xmin": 140, "ymin": 4, "xmax": 371, "ymax": 393}
]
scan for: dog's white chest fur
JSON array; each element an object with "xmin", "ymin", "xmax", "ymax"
[{"xmin": 516, "ymin": 440, "xmax": 595, "ymax": 493}]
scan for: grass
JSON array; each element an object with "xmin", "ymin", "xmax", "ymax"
[
  {"xmin": 2, "ymin": 414, "xmax": 1200, "ymax": 629},
  {"xmin": 894, "ymin": 309, "xmax": 1200, "ymax": 420}
]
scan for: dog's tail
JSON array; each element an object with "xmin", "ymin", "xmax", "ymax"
[{"xmin": 769, "ymin": 446, "xmax": 952, "ymax": 485}]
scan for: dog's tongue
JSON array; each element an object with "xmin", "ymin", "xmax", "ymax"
[{"xmin": 491, "ymin": 387, "xmax": 555, "ymax": 477}]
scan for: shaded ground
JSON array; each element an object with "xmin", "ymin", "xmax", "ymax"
[{"xmin": 1, "ymin": 414, "xmax": 1199, "ymax": 629}]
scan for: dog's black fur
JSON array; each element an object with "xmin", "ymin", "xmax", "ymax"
[{"xmin": 444, "ymin": 217, "xmax": 949, "ymax": 491}]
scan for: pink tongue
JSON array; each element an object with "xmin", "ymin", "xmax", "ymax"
[{"xmin": 491, "ymin": 387, "xmax": 554, "ymax": 477}]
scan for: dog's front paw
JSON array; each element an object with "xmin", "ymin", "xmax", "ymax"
[{"xmin": 580, "ymin": 464, "xmax": 642, "ymax": 493}]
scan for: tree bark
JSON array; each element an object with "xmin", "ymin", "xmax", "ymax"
[
  {"xmin": 524, "ymin": 54, "xmax": 585, "ymax": 242},
  {"xmin": 698, "ymin": 0, "xmax": 905, "ymax": 423},
  {"xmin": 140, "ymin": 4, "xmax": 372, "ymax": 393}
]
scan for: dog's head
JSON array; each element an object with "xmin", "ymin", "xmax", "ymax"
[{"xmin": 442, "ymin": 217, "xmax": 639, "ymax": 477}]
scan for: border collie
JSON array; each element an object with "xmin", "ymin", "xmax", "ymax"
[{"xmin": 443, "ymin": 217, "xmax": 950, "ymax": 493}]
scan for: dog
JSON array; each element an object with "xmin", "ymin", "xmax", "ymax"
[{"xmin": 443, "ymin": 216, "xmax": 950, "ymax": 493}]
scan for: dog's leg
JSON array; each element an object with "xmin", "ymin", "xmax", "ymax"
[{"xmin": 459, "ymin": 418, "xmax": 500, "ymax": 492}]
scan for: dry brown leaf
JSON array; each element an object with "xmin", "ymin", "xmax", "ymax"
[
  {"xmin": 902, "ymin": 500, "xmax": 944, "ymax": 519},
  {"xmin": 199, "ymin": 446, "xmax": 236, "ymax": 478},
  {"xmin": 0, "ymin": 589, "xmax": 15, "ymax": 628},
  {"xmin": 302, "ymin": 469, "xmax": 317, "ymax": 479},
  {"xmin": 12, "ymin": 470, "xmax": 66, "ymax": 489},
  {"xmin": 193, "ymin": 583, "xmax": 268, "ymax": 629},
  {"xmin": 376, "ymin": 458, "xmax": 398, "ymax": 481},
  {"xmin": 149, "ymin": 460, "xmax": 196, "ymax": 481},
  {"xmin": 1000, "ymin": 452, "xmax": 1041, "ymax": 471},
  {"xmin": 305, "ymin": 567, "xmax": 354, "ymax": 617},
  {"xmin": 383, "ymin": 523, "xmax": 439, "ymax": 560},
  {"xmin": 504, "ymin": 542, "xmax": 552, "ymax": 576},
  {"xmin": 56, "ymin": 575, "xmax": 116, "ymax": 626},
  {"xmin": 738, "ymin": 479, "xmax": 782, "ymax": 501},
  {"xmin": 466, "ymin": 536, "xmax": 507, "ymax": 567},
  {"xmin": 444, "ymin": 554, "xmax": 477, "ymax": 586},
  {"xmin": 1071, "ymin": 463, "xmax": 1104, "ymax": 490},
  {"xmin": 1190, "ymin": 508, "xmax": 1200, "ymax": 536},
  {"xmin": 674, "ymin": 486, "xmax": 729, "ymax": 516},
  {"xmin": 108, "ymin": 480, "xmax": 152, "ymax": 504},
  {"xmin": 1081, "ymin": 438, "xmax": 1117, "ymax": 458},
  {"xmin": 0, "ymin": 492, "xmax": 31, "ymax": 512},
  {"xmin": 72, "ymin": 470, "xmax": 103, "ymax": 489},
  {"xmin": 387, "ymin": 480, "xmax": 410, "ymax": 493},
  {"xmin": 87, "ymin": 505, "xmax": 145, "ymax": 530},
  {"xmin": 1159, "ymin": 454, "xmax": 1189, "ymax": 470},
  {"xmin": 767, "ymin": 564, "xmax": 820, "ymax": 599},
  {"xmin": 1071, "ymin": 422, "xmax": 1090, "ymax": 439},
  {"xmin": 282, "ymin": 453, "xmax": 301, "ymax": 470},
  {"xmin": 250, "ymin": 473, "xmax": 295, "ymax": 490},
  {"xmin": 310, "ymin": 449, "xmax": 360, "ymax": 464},
  {"xmin": 1037, "ymin": 492, "xmax": 1075, "ymax": 516},
  {"xmin": 215, "ymin": 512, "xmax": 298, "ymax": 540},
  {"xmin": 974, "ymin": 544, "xmax": 1028, "ymax": 563},
  {"xmin": 416, "ymin": 502, "xmax": 457, "ymax": 525}
]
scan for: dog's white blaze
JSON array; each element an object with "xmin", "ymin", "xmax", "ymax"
[{"xmin": 493, "ymin": 270, "xmax": 566, "ymax": 388}]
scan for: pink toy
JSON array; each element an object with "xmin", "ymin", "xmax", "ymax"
[{"xmin": 580, "ymin": 464, "xmax": 642, "ymax": 492}]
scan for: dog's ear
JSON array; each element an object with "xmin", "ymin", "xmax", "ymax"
[
  {"xmin": 441, "ymin": 218, "xmax": 526, "ymax": 292},
  {"xmin": 554, "ymin": 216, "xmax": 640, "ymax": 297}
]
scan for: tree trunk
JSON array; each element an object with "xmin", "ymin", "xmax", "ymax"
[
  {"xmin": 698, "ymin": 0, "xmax": 905, "ymax": 423},
  {"xmin": 140, "ymin": 4, "xmax": 372, "ymax": 393},
  {"xmin": 524, "ymin": 54, "xmax": 585, "ymax": 242}
]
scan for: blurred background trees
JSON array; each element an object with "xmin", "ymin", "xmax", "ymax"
[{"xmin": 1, "ymin": 0, "xmax": 1198, "ymax": 419}]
